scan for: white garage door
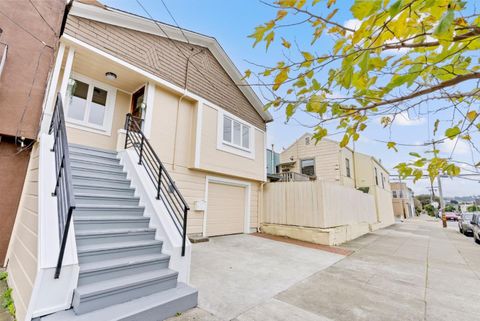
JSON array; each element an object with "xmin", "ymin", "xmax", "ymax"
[{"xmin": 206, "ymin": 182, "xmax": 246, "ymax": 237}]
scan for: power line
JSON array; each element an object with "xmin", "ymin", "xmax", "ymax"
[
  {"xmin": 0, "ymin": 8, "xmax": 54, "ymax": 49},
  {"xmin": 159, "ymin": 0, "xmax": 190, "ymax": 44},
  {"xmin": 135, "ymin": 0, "xmax": 220, "ymax": 92}
]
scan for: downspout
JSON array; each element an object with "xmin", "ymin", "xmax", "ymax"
[
  {"xmin": 172, "ymin": 48, "xmax": 204, "ymax": 170},
  {"xmin": 258, "ymin": 181, "xmax": 267, "ymax": 232}
]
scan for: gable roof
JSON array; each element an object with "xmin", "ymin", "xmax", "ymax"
[{"xmin": 69, "ymin": 1, "xmax": 272, "ymax": 123}]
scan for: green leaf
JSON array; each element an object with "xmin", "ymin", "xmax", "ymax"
[
  {"xmin": 387, "ymin": 141, "xmax": 398, "ymax": 152},
  {"xmin": 273, "ymin": 68, "xmax": 289, "ymax": 91},
  {"xmin": 281, "ymin": 37, "xmax": 291, "ymax": 49},
  {"xmin": 409, "ymin": 152, "xmax": 421, "ymax": 158},
  {"xmin": 351, "ymin": 0, "xmax": 382, "ymax": 20},
  {"xmin": 265, "ymin": 31, "xmax": 275, "ymax": 50},
  {"xmin": 433, "ymin": 119, "xmax": 440, "ymax": 135},
  {"xmin": 433, "ymin": 9, "xmax": 454, "ymax": 38},
  {"xmin": 388, "ymin": 0, "xmax": 403, "ymax": 17},
  {"xmin": 445, "ymin": 126, "xmax": 461, "ymax": 139}
]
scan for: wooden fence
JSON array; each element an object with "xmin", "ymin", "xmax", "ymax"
[{"xmin": 262, "ymin": 180, "xmax": 377, "ymax": 228}]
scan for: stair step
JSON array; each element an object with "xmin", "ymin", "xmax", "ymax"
[
  {"xmin": 69, "ymin": 144, "xmax": 118, "ymax": 158},
  {"xmin": 77, "ymin": 240, "xmax": 163, "ymax": 264},
  {"xmin": 72, "ymin": 174, "xmax": 131, "ymax": 188},
  {"xmin": 76, "ymin": 228, "xmax": 156, "ymax": 246},
  {"xmin": 38, "ymin": 282, "xmax": 197, "ymax": 321},
  {"xmin": 78, "ymin": 253, "xmax": 170, "ymax": 286},
  {"xmin": 74, "ymin": 205, "xmax": 145, "ymax": 217},
  {"xmin": 74, "ymin": 215, "xmax": 150, "ymax": 231},
  {"xmin": 70, "ymin": 151, "xmax": 120, "ymax": 165},
  {"xmin": 73, "ymin": 269, "xmax": 178, "ymax": 315},
  {"xmin": 74, "ymin": 184, "xmax": 136, "ymax": 197},
  {"xmin": 72, "ymin": 167, "xmax": 126, "ymax": 180},
  {"xmin": 70, "ymin": 158, "xmax": 124, "ymax": 172},
  {"xmin": 75, "ymin": 194, "xmax": 140, "ymax": 206}
]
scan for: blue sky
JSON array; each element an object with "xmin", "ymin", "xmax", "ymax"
[{"xmin": 101, "ymin": 0, "xmax": 480, "ymax": 197}]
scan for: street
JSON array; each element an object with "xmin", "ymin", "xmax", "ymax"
[{"xmin": 170, "ymin": 216, "xmax": 480, "ymax": 321}]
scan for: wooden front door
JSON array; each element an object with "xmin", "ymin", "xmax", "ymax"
[{"xmin": 131, "ymin": 87, "xmax": 145, "ymax": 120}]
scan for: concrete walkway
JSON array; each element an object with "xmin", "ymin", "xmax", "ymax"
[{"xmin": 169, "ymin": 217, "xmax": 480, "ymax": 321}]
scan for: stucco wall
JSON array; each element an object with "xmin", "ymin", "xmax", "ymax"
[{"xmin": 5, "ymin": 143, "xmax": 40, "ymax": 321}]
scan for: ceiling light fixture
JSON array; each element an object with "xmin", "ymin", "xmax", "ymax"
[{"xmin": 105, "ymin": 72, "xmax": 117, "ymax": 80}]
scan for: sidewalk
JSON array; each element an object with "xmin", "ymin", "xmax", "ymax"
[{"xmin": 274, "ymin": 216, "xmax": 480, "ymax": 321}]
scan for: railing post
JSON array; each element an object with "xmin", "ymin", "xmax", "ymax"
[
  {"xmin": 181, "ymin": 207, "xmax": 188, "ymax": 257},
  {"xmin": 138, "ymin": 135, "xmax": 144, "ymax": 165},
  {"xmin": 157, "ymin": 165, "xmax": 162, "ymax": 200},
  {"xmin": 124, "ymin": 114, "xmax": 130, "ymax": 149}
]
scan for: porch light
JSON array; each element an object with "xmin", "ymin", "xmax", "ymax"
[{"xmin": 105, "ymin": 72, "xmax": 117, "ymax": 80}]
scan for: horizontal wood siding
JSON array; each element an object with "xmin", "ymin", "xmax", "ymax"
[
  {"xmin": 64, "ymin": 16, "xmax": 266, "ymax": 130},
  {"xmin": 280, "ymin": 135, "xmax": 341, "ymax": 182},
  {"xmin": 6, "ymin": 144, "xmax": 40, "ymax": 321}
]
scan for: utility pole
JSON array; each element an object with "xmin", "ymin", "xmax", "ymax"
[{"xmin": 432, "ymin": 139, "xmax": 446, "ymax": 228}]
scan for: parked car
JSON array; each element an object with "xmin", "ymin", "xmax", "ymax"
[
  {"xmin": 471, "ymin": 214, "xmax": 480, "ymax": 244},
  {"xmin": 458, "ymin": 213, "xmax": 474, "ymax": 235},
  {"xmin": 445, "ymin": 212, "xmax": 459, "ymax": 221}
]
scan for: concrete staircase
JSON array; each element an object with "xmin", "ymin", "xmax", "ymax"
[{"xmin": 40, "ymin": 144, "xmax": 197, "ymax": 321}]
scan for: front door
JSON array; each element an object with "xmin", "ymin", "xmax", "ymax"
[{"xmin": 131, "ymin": 87, "xmax": 145, "ymax": 128}]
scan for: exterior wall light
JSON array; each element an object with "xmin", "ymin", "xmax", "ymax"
[{"xmin": 105, "ymin": 72, "xmax": 117, "ymax": 80}]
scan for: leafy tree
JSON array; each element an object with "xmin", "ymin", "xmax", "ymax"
[
  {"xmin": 424, "ymin": 204, "xmax": 437, "ymax": 216},
  {"xmin": 416, "ymin": 194, "xmax": 439, "ymax": 207},
  {"xmin": 467, "ymin": 204, "xmax": 480, "ymax": 211},
  {"xmin": 444, "ymin": 204, "xmax": 457, "ymax": 212},
  {"xmin": 247, "ymin": 0, "xmax": 480, "ymax": 182}
]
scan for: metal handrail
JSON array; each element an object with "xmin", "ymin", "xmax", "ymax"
[
  {"xmin": 124, "ymin": 114, "xmax": 189, "ymax": 256},
  {"xmin": 49, "ymin": 93, "xmax": 76, "ymax": 279}
]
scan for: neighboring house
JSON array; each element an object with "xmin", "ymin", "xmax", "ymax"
[
  {"xmin": 6, "ymin": 1, "xmax": 271, "ymax": 320},
  {"xmin": 279, "ymin": 133, "xmax": 355, "ymax": 187},
  {"xmin": 391, "ymin": 182, "xmax": 415, "ymax": 219},
  {"xmin": 353, "ymin": 152, "xmax": 395, "ymax": 228},
  {"xmin": 278, "ymin": 133, "xmax": 395, "ymax": 228},
  {"xmin": 0, "ymin": 0, "xmax": 66, "ymax": 264},
  {"xmin": 266, "ymin": 148, "xmax": 280, "ymax": 175}
]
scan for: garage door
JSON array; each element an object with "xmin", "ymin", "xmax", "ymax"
[{"xmin": 206, "ymin": 182, "xmax": 246, "ymax": 237}]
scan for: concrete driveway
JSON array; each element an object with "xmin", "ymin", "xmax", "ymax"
[
  {"xmin": 169, "ymin": 217, "xmax": 480, "ymax": 321},
  {"xmin": 169, "ymin": 234, "xmax": 345, "ymax": 321}
]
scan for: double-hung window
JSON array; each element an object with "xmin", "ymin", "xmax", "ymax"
[
  {"xmin": 301, "ymin": 159, "xmax": 315, "ymax": 176},
  {"xmin": 65, "ymin": 75, "xmax": 115, "ymax": 133},
  {"xmin": 222, "ymin": 115, "xmax": 250, "ymax": 150}
]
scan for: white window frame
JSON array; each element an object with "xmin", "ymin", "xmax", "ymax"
[
  {"xmin": 217, "ymin": 109, "xmax": 255, "ymax": 159},
  {"xmin": 64, "ymin": 72, "xmax": 117, "ymax": 136}
]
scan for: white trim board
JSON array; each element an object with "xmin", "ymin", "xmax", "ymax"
[
  {"xmin": 202, "ymin": 176, "xmax": 251, "ymax": 237},
  {"xmin": 68, "ymin": 1, "xmax": 272, "ymax": 123}
]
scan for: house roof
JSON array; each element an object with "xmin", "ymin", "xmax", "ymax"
[{"xmin": 69, "ymin": 0, "xmax": 273, "ymax": 123}]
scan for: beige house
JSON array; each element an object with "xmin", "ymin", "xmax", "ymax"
[
  {"xmin": 353, "ymin": 152, "xmax": 395, "ymax": 228},
  {"xmin": 279, "ymin": 134, "xmax": 355, "ymax": 187},
  {"xmin": 5, "ymin": 1, "xmax": 271, "ymax": 320},
  {"xmin": 391, "ymin": 182, "xmax": 416, "ymax": 219},
  {"xmin": 279, "ymin": 133, "xmax": 395, "ymax": 229}
]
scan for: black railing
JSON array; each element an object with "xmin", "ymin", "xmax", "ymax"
[
  {"xmin": 49, "ymin": 93, "xmax": 76, "ymax": 279},
  {"xmin": 124, "ymin": 114, "xmax": 189, "ymax": 256}
]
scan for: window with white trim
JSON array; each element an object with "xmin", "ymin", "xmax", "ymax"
[
  {"xmin": 65, "ymin": 77, "xmax": 114, "ymax": 131},
  {"xmin": 222, "ymin": 115, "xmax": 250, "ymax": 150}
]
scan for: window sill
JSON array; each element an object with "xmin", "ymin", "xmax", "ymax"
[
  {"xmin": 217, "ymin": 142, "xmax": 255, "ymax": 160},
  {"xmin": 66, "ymin": 120, "xmax": 112, "ymax": 137}
]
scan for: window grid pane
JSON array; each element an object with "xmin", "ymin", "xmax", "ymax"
[
  {"xmin": 233, "ymin": 121, "xmax": 241, "ymax": 146},
  {"xmin": 242, "ymin": 125, "xmax": 249, "ymax": 149},
  {"xmin": 223, "ymin": 116, "xmax": 232, "ymax": 143}
]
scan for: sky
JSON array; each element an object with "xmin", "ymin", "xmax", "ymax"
[{"xmin": 101, "ymin": 0, "xmax": 480, "ymax": 198}]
